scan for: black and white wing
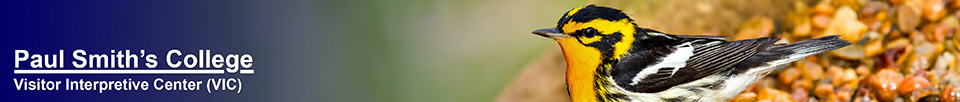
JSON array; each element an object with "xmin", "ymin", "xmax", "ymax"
[{"xmin": 612, "ymin": 35, "xmax": 781, "ymax": 93}]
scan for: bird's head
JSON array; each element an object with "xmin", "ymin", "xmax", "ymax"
[
  {"xmin": 533, "ymin": 5, "xmax": 642, "ymax": 101},
  {"xmin": 533, "ymin": 5, "xmax": 639, "ymax": 61}
]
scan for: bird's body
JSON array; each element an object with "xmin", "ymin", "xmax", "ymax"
[{"xmin": 532, "ymin": 5, "xmax": 851, "ymax": 102}]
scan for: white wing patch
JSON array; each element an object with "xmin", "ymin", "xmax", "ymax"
[
  {"xmin": 647, "ymin": 32, "xmax": 675, "ymax": 39},
  {"xmin": 629, "ymin": 42, "xmax": 695, "ymax": 85}
]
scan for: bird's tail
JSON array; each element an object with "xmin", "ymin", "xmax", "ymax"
[
  {"xmin": 768, "ymin": 35, "xmax": 851, "ymax": 58},
  {"xmin": 720, "ymin": 35, "xmax": 851, "ymax": 99},
  {"xmin": 742, "ymin": 35, "xmax": 852, "ymax": 70},
  {"xmin": 730, "ymin": 35, "xmax": 851, "ymax": 76}
]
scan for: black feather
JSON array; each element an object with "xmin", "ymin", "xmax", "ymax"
[
  {"xmin": 732, "ymin": 35, "xmax": 852, "ymax": 74},
  {"xmin": 557, "ymin": 5, "xmax": 633, "ymax": 33},
  {"xmin": 611, "ymin": 28, "xmax": 782, "ymax": 93}
]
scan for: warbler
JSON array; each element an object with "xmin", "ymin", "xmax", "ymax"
[{"xmin": 531, "ymin": 5, "xmax": 851, "ymax": 102}]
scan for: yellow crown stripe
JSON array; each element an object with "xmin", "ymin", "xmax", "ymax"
[
  {"xmin": 566, "ymin": 6, "xmax": 586, "ymax": 18},
  {"xmin": 561, "ymin": 18, "xmax": 636, "ymax": 58}
]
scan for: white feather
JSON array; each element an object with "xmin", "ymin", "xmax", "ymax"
[
  {"xmin": 629, "ymin": 42, "xmax": 694, "ymax": 85},
  {"xmin": 718, "ymin": 49, "xmax": 817, "ymax": 100}
]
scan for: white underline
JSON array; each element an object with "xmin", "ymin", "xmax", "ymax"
[
  {"xmin": 239, "ymin": 69, "xmax": 254, "ymax": 74},
  {"xmin": 13, "ymin": 69, "xmax": 254, "ymax": 74}
]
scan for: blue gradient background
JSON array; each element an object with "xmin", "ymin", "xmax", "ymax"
[
  {"xmin": 2, "ymin": 0, "xmax": 582, "ymax": 101},
  {"xmin": 3, "ymin": 0, "xmax": 358, "ymax": 101}
]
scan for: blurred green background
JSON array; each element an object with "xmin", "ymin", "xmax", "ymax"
[
  {"xmin": 326, "ymin": 0, "xmax": 794, "ymax": 101},
  {"xmin": 330, "ymin": 0, "xmax": 582, "ymax": 102},
  {"xmin": 374, "ymin": 1, "xmax": 582, "ymax": 102}
]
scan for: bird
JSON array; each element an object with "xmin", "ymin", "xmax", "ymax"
[{"xmin": 531, "ymin": 5, "xmax": 851, "ymax": 102}]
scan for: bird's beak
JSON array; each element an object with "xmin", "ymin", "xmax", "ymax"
[{"xmin": 532, "ymin": 28, "xmax": 569, "ymax": 39}]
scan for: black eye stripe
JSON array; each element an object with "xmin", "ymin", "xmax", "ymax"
[
  {"xmin": 583, "ymin": 28, "xmax": 597, "ymax": 37},
  {"xmin": 574, "ymin": 27, "xmax": 599, "ymax": 38},
  {"xmin": 575, "ymin": 27, "xmax": 607, "ymax": 45}
]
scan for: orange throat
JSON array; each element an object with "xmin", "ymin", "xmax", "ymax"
[{"xmin": 556, "ymin": 38, "xmax": 603, "ymax": 102}]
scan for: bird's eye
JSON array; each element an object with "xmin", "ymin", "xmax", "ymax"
[{"xmin": 581, "ymin": 28, "xmax": 598, "ymax": 37}]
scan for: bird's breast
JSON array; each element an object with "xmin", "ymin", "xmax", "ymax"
[{"xmin": 556, "ymin": 38, "xmax": 604, "ymax": 102}]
